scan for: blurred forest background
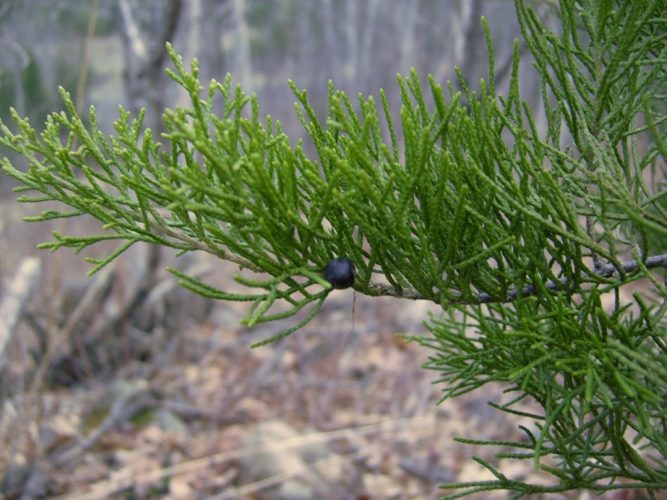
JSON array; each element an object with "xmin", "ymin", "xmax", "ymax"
[{"xmin": 0, "ymin": 1, "xmax": 577, "ymax": 498}]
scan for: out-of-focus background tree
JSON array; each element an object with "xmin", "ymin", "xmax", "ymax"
[{"xmin": 0, "ymin": 1, "xmax": 566, "ymax": 498}]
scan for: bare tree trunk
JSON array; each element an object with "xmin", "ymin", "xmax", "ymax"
[
  {"xmin": 116, "ymin": 0, "xmax": 183, "ymax": 347},
  {"xmin": 117, "ymin": 0, "xmax": 182, "ymax": 133},
  {"xmin": 344, "ymin": 0, "xmax": 359, "ymax": 85},
  {"xmin": 186, "ymin": 0, "xmax": 202, "ymax": 66},
  {"xmin": 398, "ymin": 0, "xmax": 421, "ymax": 74},
  {"xmin": 197, "ymin": 0, "xmax": 230, "ymax": 81},
  {"xmin": 322, "ymin": 0, "xmax": 340, "ymax": 84},
  {"xmin": 452, "ymin": 0, "xmax": 476, "ymax": 70},
  {"xmin": 231, "ymin": 0, "xmax": 253, "ymax": 92},
  {"xmin": 358, "ymin": 0, "xmax": 380, "ymax": 90}
]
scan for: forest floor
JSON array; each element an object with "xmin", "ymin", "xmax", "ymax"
[{"xmin": 0, "ymin": 200, "xmax": 647, "ymax": 499}]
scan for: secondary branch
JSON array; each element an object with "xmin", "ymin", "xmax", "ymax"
[{"xmin": 364, "ymin": 253, "xmax": 667, "ymax": 304}]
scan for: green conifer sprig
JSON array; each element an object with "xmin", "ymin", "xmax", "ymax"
[
  {"xmin": 1, "ymin": 0, "xmax": 666, "ymax": 495},
  {"xmin": 415, "ymin": 1, "xmax": 667, "ymax": 496},
  {"xmin": 2, "ymin": 34, "xmax": 620, "ymax": 345}
]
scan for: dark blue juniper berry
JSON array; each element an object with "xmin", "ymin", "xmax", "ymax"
[{"xmin": 323, "ymin": 257, "xmax": 355, "ymax": 289}]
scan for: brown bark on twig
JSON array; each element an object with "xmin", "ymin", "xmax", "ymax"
[{"xmin": 365, "ymin": 253, "xmax": 667, "ymax": 304}]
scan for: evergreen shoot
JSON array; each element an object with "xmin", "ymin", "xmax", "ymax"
[{"xmin": 1, "ymin": 0, "xmax": 666, "ymax": 496}]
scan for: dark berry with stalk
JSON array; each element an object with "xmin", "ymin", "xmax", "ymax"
[{"xmin": 323, "ymin": 257, "xmax": 355, "ymax": 289}]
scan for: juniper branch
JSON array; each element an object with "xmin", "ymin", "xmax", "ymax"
[
  {"xmin": 366, "ymin": 253, "xmax": 667, "ymax": 304},
  {"xmin": 1, "ymin": 1, "xmax": 666, "ymax": 497}
]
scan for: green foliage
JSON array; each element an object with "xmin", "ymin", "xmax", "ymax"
[
  {"xmin": 1, "ymin": 0, "xmax": 666, "ymax": 496},
  {"xmin": 416, "ymin": 1, "xmax": 667, "ymax": 496}
]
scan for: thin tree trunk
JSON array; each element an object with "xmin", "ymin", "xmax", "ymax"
[
  {"xmin": 118, "ymin": 0, "xmax": 182, "ymax": 133},
  {"xmin": 344, "ymin": 0, "xmax": 359, "ymax": 85},
  {"xmin": 358, "ymin": 0, "xmax": 380, "ymax": 90},
  {"xmin": 322, "ymin": 0, "xmax": 340, "ymax": 84},
  {"xmin": 231, "ymin": 0, "xmax": 252, "ymax": 92},
  {"xmin": 116, "ymin": 0, "xmax": 183, "ymax": 340},
  {"xmin": 398, "ymin": 0, "xmax": 421, "ymax": 74}
]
